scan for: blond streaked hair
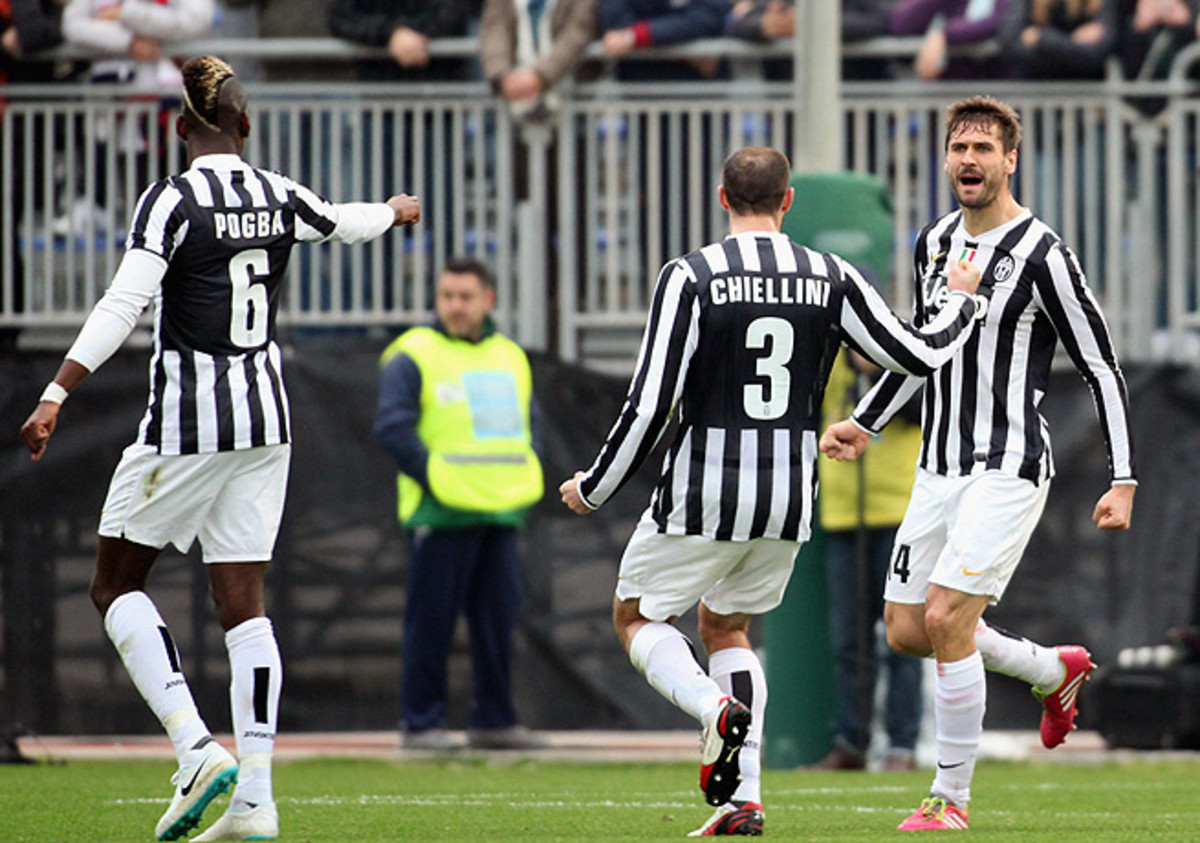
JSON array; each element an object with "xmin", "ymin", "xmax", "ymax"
[{"xmin": 180, "ymin": 56, "xmax": 243, "ymax": 133}]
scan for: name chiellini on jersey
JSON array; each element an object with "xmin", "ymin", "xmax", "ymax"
[
  {"xmin": 577, "ymin": 230, "xmax": 979, "ymax": 543},
  {"xmin": 127, "ymin": 156, "xmax": 343, "ymax": 455},
  {"xmin": 853, "ymin": 209, "xmax": 1136, "ymax": 485}
]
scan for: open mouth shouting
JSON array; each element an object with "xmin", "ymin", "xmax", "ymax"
[
  {"xmin": 957, "ymin": 169, "xmax": 984, "ymax": 189},
  {"xmin": 954, "ymin": 168, "xmax": 991, "ymax": 206}
]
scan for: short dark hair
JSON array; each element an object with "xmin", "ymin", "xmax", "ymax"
[
  {"xmin": 442, "ymin": 256, "xmax": 495, "ymax": 290},
  {"xmin": 945, "ymin": 96, "xmax": 1022, "ymax": 153},
  {"xmin": 180, "ymin": 56, "xmax": 245, "ymax": 135},
  {"xmin": 721, "ymin": 147, "xmax": 791, "ymax": 216}
]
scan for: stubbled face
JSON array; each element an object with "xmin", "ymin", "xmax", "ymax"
[
  {"xmin": 436, "ymin": 270, "xmax": 494, "ymax": 341},
  {"xmin": 944, "ymin": 121, "xmax": 1017, "ymax": 210}
]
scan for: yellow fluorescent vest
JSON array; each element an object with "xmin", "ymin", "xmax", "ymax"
[
  {"xmin": 381, "ymin": 326, "xmax": 544, "ymax": 526},
  {"xmin": 818, "ymin": 351, "xmax": 922, "ymax": 531}
]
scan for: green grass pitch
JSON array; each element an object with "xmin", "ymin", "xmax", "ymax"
[{"xmin": 1, "ymin": 756, "xmax": 1196, "ymax": 841}]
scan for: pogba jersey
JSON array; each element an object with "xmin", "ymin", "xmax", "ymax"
[
  {"xmin": 577, "ymin": 230, "xmax": 980, "ymax": 542},
  {"xmin": 853, "ymin": 209, "xmax": 1136, "ymax": 485},
  {"xmin": 127, "ymin": 153, "xmax": 345, "ymax": 454}
]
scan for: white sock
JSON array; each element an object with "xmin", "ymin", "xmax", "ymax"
[
  {"xmin": 104, "ymin": 591, "xmax": 210, "ymax": 762},
  {"xmin": 709, "ymin": 646, "xmax": 766, "ymax": 804},
  {"xmin": 628, "ymin": 622, "xmax": 726, "ymax": 725},
  {"xmin": 930, "ymin": 652, "xmax": 985, "ymax": 809},
  {"xmin": 225, "ymin": 616, "xmax": 282, "ymax": 808},
  {"xmin": 975, "ymin": 619, "xmax": 1064, "ymax": 691}
]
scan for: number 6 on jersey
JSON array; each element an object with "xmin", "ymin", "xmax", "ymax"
[{"xmin": 229, "ymin": 249, "xmax": 270, "ymax": 348}]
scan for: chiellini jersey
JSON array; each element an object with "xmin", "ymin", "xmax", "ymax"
[
  {"xmin": 65, "ymin": 153, "xmax": 394, "ymax": 455},
  {"xmin": 853, "ymin": 209, "xmax": 1136, "ymax": 485},
  {"xmin": 577, "ymin": 230, "xmax": 980, "ymax": 542}
]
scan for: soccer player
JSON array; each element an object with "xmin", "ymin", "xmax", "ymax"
[
  {"xmin": 19, "ymin": 56, "xmax": 420, "ymax": 842},
  {"xmin": 559, "ymin": 146, "xmax": 982, "ymax": 837},
  {"xmin": 821, "ymin": 96, "xmax": 1136, "ymax": 831}
]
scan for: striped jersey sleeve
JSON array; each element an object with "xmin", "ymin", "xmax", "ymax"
[
  {"xmin": 835, "ymin": 254, "xmax": 978, "ymax": 377},
  {"xmin": 578, "ymin": 258, "xmax": 700, "ymax": 508},
  {"xmin": 1032, "ymin": 241, "xmax": 1136, "ymax": 482},
  {"xmin": 257, "ymin": 171, "xmax": 340, "ymax": 242}
]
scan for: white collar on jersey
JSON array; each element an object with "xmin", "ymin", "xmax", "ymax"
[
  {"xmin": 953, "ymin": 207, "xmax": 1032, "ymax": 245},
  {"xmin": 725, "ymin": 229, "xmax": 791, "ymax": 241},
  {"xmin": 188, "ymin": 153, "xmax": 251, "ymax": 172}
]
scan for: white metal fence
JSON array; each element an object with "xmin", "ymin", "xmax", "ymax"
[
  {"xmin": 0, "ymin": 83, "xmax": 521, "ymax": 332},
  {"xmin": 3, "ymin": 70, "xmax": 1200, "ymax": 366}
]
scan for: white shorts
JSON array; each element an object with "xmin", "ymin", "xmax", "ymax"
[
  {"xmin": 99, "ymin": 443, "xmax": 291, "ymax": 563},
  {"xmin": 615, "ymin": 510, "xmax": 802, "ymax": 621},
  {"xmin": 883, "ymin": 468, "xmax": 1050, "ymax": 605}
]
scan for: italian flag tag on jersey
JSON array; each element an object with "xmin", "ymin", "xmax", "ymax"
[{"xmin": 959, "ymin": 245, "xmax": 978, "ymax": 263}]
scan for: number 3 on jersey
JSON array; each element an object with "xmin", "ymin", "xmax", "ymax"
[
  {"xmin": 744, "ymin": 316, "xmax": 793, "ymax": 420},
  {"xmin": 229, "ymin": 249, "xmax": 270, "ymax": 348}
]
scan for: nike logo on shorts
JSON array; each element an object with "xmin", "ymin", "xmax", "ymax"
[{"xmin": 961, "ymin": 567, "xmax": 986, "ymax": 576}]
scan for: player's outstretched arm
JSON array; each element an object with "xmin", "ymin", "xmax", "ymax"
[
  {"xmin": 387, "ymin": 194, "xmax": 421, "ymax": 226},
  {"xmin": 1093, "ymin": 483, "xmax": 1135, "ymax": 530},
  {"xmin": 819, "ymin": 418, "xmax": 872, "ymax": 462},
  {"xmin": 20, "ymin": 359, "xmax": 90, "ymax": 461},
  {"xmin": 559, "ymin": 471, "xmax": 594, "ymax": 515}
]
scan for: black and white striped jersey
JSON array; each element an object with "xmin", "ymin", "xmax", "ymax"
[
  {"xmin": 853, "ymin": 209, "xmax": 1136, "ymax": 485},
  {"xmin": 577, "ymin": 230, "xmax": 979, "ymax": 542},
  {"xmin": 126, "ymin": 153, "xmax": 354, "ymax": 455}
]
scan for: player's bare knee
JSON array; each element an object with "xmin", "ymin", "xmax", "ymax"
[
  {"xmin": 886, "ymin": 623, "xmax": 929, "ymax": 657},
  {"xmin": 209, "ymin": 588, "xmax": 260, "ymax": 632},
  {"xmin": 923, "ymin": 602, "xmax": 950, "ymax": 637},
  {"xmin": 698, "ymin": 605, "xmax": 750, "ymax": 654},
  {"xmin": 700, "ymin": 629, "xmax": 750, "ymax": 655},
  {"xmin": 89, "ymin": 567, "xmax": 149, "ymax": 616},
  {"xmin": 88, "ymin": 579, "xmax": 119, "ymax": 616},
  {"xmin": 922, "ymin": 604, "xmax": 973, "ymax": 655},
  {"xmin": 612, "ymin": 597, "xmax": 648, "ymax": 649},
  {"xmin": 884, "ymin": 602, "xmax": 931, "ymax": 656},
  {"xmin": 216, "ymin": 607, "xmax": 260, "ymax": 632}
]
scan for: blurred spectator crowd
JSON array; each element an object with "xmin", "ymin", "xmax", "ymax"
[
  {"xmin": 5, "ymin": 0, "xmax": 1198, "ymax": 239},
  {"xmin": 4, "ymin": 0, "xmax": 1196, "ymax": 244},
  {"xmin": 5, "ymin": 0, "xmax": 1200, "ymax": 98}
]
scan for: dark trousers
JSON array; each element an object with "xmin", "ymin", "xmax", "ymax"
[
  {"xmin": 401, "ymin": 524, "xmax": 522, "ymax": 732},
  {"xmin": 826, "ymin": 527, "xmax": 923, "ymax": 752}
]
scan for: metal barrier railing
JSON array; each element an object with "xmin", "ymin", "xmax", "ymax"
[
  {"xmin": 554, "ymin": 79, "xmax": 1184, "ymax": 366},
  {"xmin": 1165, "ymin": 43, "xmax": 1200, "ymax": 360},
  {"xmin": 0, "ymin": 86, "xmax": 523, "ymax": 334},
  {"xmin": 3, "ymin": 64, "xmax": 1200, "ymax": 364}
]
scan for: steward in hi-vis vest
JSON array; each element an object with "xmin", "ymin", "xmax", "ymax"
[
  {"xmin": 373, "ymin": 257, "xmax": 547, "ymax": 751},
  {"xmin": 379, "ymin": 324, "xmax": 543, "ymax": 528}
]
